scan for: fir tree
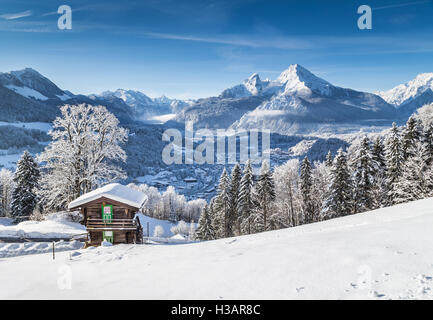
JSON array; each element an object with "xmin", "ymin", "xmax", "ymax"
[
  {"xmin": 300, "ymin": 156, "xmax": 314, "ymax": 223},
  {"xmin": 325, "ymin": 150, "xmax": 333, "ymax": 167},
  {"xmin": 10, "ymin": 151, "xmax": 40, "ymax": 223},
  {"xmin": 195, "ymin": 204, "xmax": 215, "ymax": 241},
  {"xmin": 213, "ymin": 168, "xmax": 231, "ymax": 238},
  {"xmin": 394, "ymin": 142, "xmax": 431, "ymax": 204},
  {"xmin": 422, "ymin": 122, "xmax": 433, "ymax": 167},
  {"xmin": 371, "ymin": 136, "xmax": 388, "ymax": 208},
  {"xmin": 321, "ymin": 148, "xmax": 353, "ymax": 219},
  {"xmin": 372, "ymin": 137, "xmax": 387, "ymax": 170},
  {"xmin": 401, "ymin": 116, "xmax": 421, "ymax": 160},
  {"xmin": 228, "ymin": 163, "xmax": 242, "ymax": 236},
  {"xmin": 255, "ymin": 161, "xmax": 276, "ymax": 232},
  {"xmin": 385, "ymin": 123, "xmax": 403, "ymax": 204},
  {"xmin": 238, "ymin": 160, "xmax": 255, "ymax": 235},
  {"xmin": 351, "ymin": 137, "xmax": 375, "ymax": 213}
]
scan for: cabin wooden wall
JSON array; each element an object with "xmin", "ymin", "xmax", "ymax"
[
  {"xmin": 80, "ymin": 197, "xmax": 137, "ymax": 223},
  {"xmin": 77, "ymin": 197, "xmax": 139, "ymax": 245}
]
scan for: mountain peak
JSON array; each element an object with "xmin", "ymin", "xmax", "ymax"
[
  {"xmin": 9, "ymin": 67, "xmax": 45, "ymax": 80},
  {"xmin": 377, "ymin": 72, "xmax": 433, "ymax": 107},
  {"xmin": 244, "ymin": 73, "xmax": 263, "ymax": 95},
  {"xmin": 413, "ymin": 72, "xmax": 433, "ymax": 83},
  {"xmin": 277, "ymin": 64, "xmax": 333, "ymax": 96}
]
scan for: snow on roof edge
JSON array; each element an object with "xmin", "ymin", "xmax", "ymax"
[{"xmin": 68, "ymin": 183, "xmax": 147, "ymax": 210}]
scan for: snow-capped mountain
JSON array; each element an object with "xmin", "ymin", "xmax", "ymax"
[
  {"xmin": 177, "ymin": 64, "xmax": 397, "ymax": 134},
  {"xmin": 0, "ymin": 68, "xmax": 73, "ymax": 101},
  {"xmin": 376, "ymin": 73, "xmax": 433, "ymax": 116},
  {"xmin": 98, "ymin": 89, "xmax": 191, "ymax": 120}
]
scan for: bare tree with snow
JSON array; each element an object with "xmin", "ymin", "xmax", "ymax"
[{"xmin": 37, "ymin": 104, "xmax": 128, "ymax": 210}]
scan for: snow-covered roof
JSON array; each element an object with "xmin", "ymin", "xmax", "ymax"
[{"xmin": 68, "ymin": 183, "xmax": 147, "ymax": 209}]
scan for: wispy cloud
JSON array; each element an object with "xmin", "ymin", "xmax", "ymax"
[
  {"xmin": 143, "ymin": 31, "xmax": 312, "ymax": 50},
  {"xmin": 42, "ymin": 5, "xmax": 92, "ymax": 17},
  {"xmin": 373, "ymin": 0, "xmax": 431, "ymax": 10},
  {"xmin": 0, "ymin": 10, "xmax": 32, "ymax": 20}
]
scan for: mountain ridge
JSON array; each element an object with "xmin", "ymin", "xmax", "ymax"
[{"xmin": 0, "ymin": 66, "xmax": 432, "ymax": 135}]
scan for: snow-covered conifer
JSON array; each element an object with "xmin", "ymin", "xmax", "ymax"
[
  {"xmin": 255, "ymin": 161, "xmax": 276, "ymax": 231},
  {"xmin": 422, "ymin": 122, "xmax": 433, "ymax": 167},
  {"xmin": 371, "ymin": 137, "xmax": 389, "ymax": 208},
  {"xmin": 10, "ymin": 151, "xmax": 40, "ymax": 223},
  {"xmin": 195, "ymin": 204, "xmax": 215, "ymax": 241},
  {"xmin": 394, "ymin": 142, "xmax": 431, "ymax": 203},
  {"xmin": 0, "ymin": 169, "xmax": 14, "ymax": 217},
  {"xmin": 321, "ymin": 148, "xmax": 353, "ymax": 219},
  {"xmin": 229, "ymin": 163, "xmax": 242, "ymax": 236},
  {"xmin": 401, "ymin": 116, "xmax": 421, "ymax": 160},
  {"xmin": 385, "ymin": 122, "xmax": 403, "ymax": 204},
  {"xmin": 238, "ymin": 160, "xmax": 255, "ymax": 235},
  {"xmin": 351, "ymin": 137, "xmax": 375, "ymax": 213},
  {"xmin": 300, "ymin": 156, "xmax": 314, "ymax": 223},
  {"xmin": 213, "ymin": 168, "xmax": 231, "ymax": 238},
  {"xmin": 325, "ymin": 150, "xmax": 333, "ymax": 167}
]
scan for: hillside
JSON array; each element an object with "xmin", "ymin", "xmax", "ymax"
[{"xmin": 1, "ymin": 197, "xmax": 432, "ymax": 299}]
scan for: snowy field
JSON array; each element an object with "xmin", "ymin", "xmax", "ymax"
[
  {"xmin": 0, "ymin": 197, "xmax": 433, "ymax": 299},
  {"xmin": 0, "ymin": 213, "xmax": 86, "ymax": 240}
]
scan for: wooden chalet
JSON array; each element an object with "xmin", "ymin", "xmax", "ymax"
[{"xmin": 68, "ymin": 183, "xmax": 146, "ymax": 246}]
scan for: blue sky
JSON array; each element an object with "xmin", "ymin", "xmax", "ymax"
[{"xmin": 0, "ymin": 0, "xmax": 432, "ymax": 99}]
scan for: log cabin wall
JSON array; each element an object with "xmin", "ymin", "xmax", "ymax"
[{"xmin": 80, "ymin": 196, "xmax": 137, "ymax": 225}]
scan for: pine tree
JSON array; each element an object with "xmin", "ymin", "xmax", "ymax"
[
  {"xmin": 422, "ymin": 122, "xmax": 433, "ymax": 167},
  {"xmin": 195, "ymin": 204, "xmax": 215, "ymax": 241},
  {"xmin": 0, "ymin": 169, "xmax": 14, "ymax": 217},
  {"xmin": 385, "ymin": 123, "xmax": 403, "ymax": 204},
  {"xmin": 325, "ymin": 150, "xmax": 333, "ymax": 167},
  {"xmin": 394, "ymin": 142, "xmax": 431, "ymax": 203},
  {"xmin": 209, "ymin": 198, "xmax": 218, "ymax": 235},
  {"xmin": 401, "ymin": 116, "xmax": 421, "ymax": 160},
  {"xmin": 321, "ymin": 148, "xmax": 353, "ymax": 219},
  {"xmin": 300, "ymin": 157, "xmax": 315, "ymax": 223},
  {"xmin": 255, "ymin": 161, "xmax": 276, "ymax": 232},
  {"xmin": 351, "ymin": 137, "xmax": 375, "ymax": 213},
  {"xmin": 371, "ymin": 136, "xmax": 388, "ymax": 208},
  {"xmin": 238, "ymin": 160, "xmax": 255, "ymax": 235},
  {"xmin": 228, "ymin": 163, "xmax": 242, "ymax": 236},
  {"xmin": 10, "ymin": 151, "xmax": 40, "ymax": 223},
  {"xmin": 372, "ymin": 137, "xmax": 387, "ymax": 170},
  {"xmin": 213, "ymin": 168, "xmax": 231, "ymax": 238}
]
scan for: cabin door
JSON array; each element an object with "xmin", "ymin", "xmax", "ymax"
[{"xmin": 102, "ymin": 205, "xmax": 114, "ymax": 243}]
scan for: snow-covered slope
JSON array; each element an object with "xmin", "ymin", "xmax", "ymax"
[{"xmin": 1, "ymin": 197, "xmax": 433, "ymax": 299}]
